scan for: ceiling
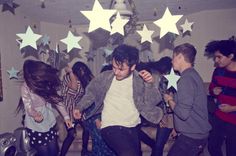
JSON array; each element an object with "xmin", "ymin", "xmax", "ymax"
[{"xmin": 16, "ymin": 0, "xmax": 236, "ymax": 25}]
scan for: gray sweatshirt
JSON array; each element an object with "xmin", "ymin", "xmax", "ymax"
[{"xmin": 173, "ymin": 68, "xmax": 211, "ymax": 139}]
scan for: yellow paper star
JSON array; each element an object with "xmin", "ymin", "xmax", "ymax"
[
  {"xmin": 154, "ymin": 7, "xmax": 183, "ymax": 38},
  {"xmin": 110, "ymin": 12, "xmax": 129, "ymax": 36},
  {"xmin": 16, "ymin": 26, "xmax": 42, "ymax": 50},
  {"xmin": 81, "ymin": 0, "xmax": 116, "ymax": 33},
  {"xmin": 60, "ymin": 31, "xmax": 82, "ymax": 53},
  {"xmin": 164, "ymin": 68, "xmax": 180, "ymax": 90},
  {"xmin": 180, "ymin": 19, "xmax": 194, "ymax": 33},
  {"xmin": 137, "ymin": 24, "xmax": 154, "ymax": 43}
]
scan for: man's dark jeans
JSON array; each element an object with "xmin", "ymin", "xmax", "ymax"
[
  {"xmin": 167, "ymin": 134, "xmax": 207, "ymax": 156},
  {"xmin": 101, "ymin": 126, "xmax": 141, "ymax": 156},
  {"xmin": 208, "ymin": 115, "xmax": 236, "ymax": 156}
]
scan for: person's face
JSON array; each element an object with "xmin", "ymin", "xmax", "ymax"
[
  {"xmin": 172, "ymin": 53, "xmax": 182, "ymax": 71},
  {"xmin": 112, "ymin": 59, "xmax": 135, "ymax": 81},
  {"xmin": 214, "ymin": 51, "xmax": 234, "ymax": 68}
]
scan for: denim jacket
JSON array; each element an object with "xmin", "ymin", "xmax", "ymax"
[{"xmin": 75, "ymin": 70, "xmax": 163, "ymax": 124}]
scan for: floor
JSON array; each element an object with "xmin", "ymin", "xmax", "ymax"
[{"xmin": 66, "ymin": 146, "xmax": 224, "ymax": 156}]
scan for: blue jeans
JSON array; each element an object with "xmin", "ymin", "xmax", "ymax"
[
  {"xmin": 152, "ymin": 125, "xmax": 172, "ymax": 156},
  {"xmin": 167, "ymin": 134, "xmax": 207, "ymax": 156}
]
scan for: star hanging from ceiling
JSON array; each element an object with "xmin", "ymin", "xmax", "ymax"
[
  {"xmin": 154, "ymin": 7, "xmax": 183, "ymax": 38},
  {"xmin": 16, "ymin": 26, "xmax": 42, "ymax": 50},
  {"xmin": 7, "ymin": 67, "xmax": 19, "ymax": 79},
  {"xmin": 103, "ymin": 48, "xmax": 113, "ymax": 58},
  {"xmin": 81, "ymin": 0, "xmax": 116, "ymax": 33},
  {"xmin": 0, "ymin": 0, "xmax": 19, "ymax": 15},
  {"xmin": 137, "ymin": 24, "xmax": 154, "ymax": 43},
  {"xmin": 180, "ymin": 19, "xmax": 194, "ymax": 33},
  {"xmin": 60, "ymin": 31, "xmax": 82, "ymax": 53},
  {"xmin": 164, "ymin": 68, "xmax": 180, "ymax": 90},
  {"xmin": 110, "ymin": 12, "xmax": 129, "ymax": 36},
  {"xmin": 41, "ymin": 34, "xmax": 50, "ymax": 46},
  {"xmin": 86, "ymin": 50, "xmax": 97, "ymax": 62}
]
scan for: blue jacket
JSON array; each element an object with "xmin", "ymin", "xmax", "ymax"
[{"xmin": 75, "ymin": 70, "xmax": 163, "ymax": 124}]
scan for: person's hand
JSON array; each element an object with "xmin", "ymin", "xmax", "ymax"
[
  {"xmin": 65, "ymin": 65, "xmax": 73, "ymax": 74},
  {"xmin": 139, "ymin": 70, "xmax": 154, "ymax": 83},
  {"xmin": 219, "ymin": 104, "xmax": 235, "ymax": 113},
  {"xmin": 163, "ymin": 93, "xmax": 173, "ymax": 103},
  {"xmin": 34, "ymin": 112, "xmax": 44, "ymax": 123},
  {"xmin": 95, "ymin": 119, "xmax": 102, "ymax": 129},
  {"xmin": 65, "ymin": 119, "xmax": 73, "ymax": 128},
  {"xmin": 213, "ymin": 87, "xmax": 222, "ymax": 95},
  {"xmin": 170, "ymin": 129, "xmax": 177, "ymax": 140},
  {"xmin": 73, "ymin": 109, "xmax": 82, "ymax": 119}
]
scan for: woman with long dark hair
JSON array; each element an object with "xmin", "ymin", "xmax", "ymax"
[
  {"xmin": 60, "ymin": 61, "xmax": 115, "ymax": 156},
  {"xmin": 60, "ymin": 61, "xmax": 93, "ymax": 156},
  {"xmin": 20, "ymin": 59, "xmax": 71, "ymax": 156}
]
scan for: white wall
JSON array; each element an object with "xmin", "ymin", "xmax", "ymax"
[
  {"xmin": 0, "ymin": 8, "xmax": 236, "ymax": 132},
  {"xmin": 0, "ymin": 11, "xmax": 40, "ymax": 132}
]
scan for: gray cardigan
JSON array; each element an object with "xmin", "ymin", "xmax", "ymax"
[
  {"xmin": 173, "ymin": 68, "xmax": 211, "ymax": 139},
  {"xmin": 75, "ymin": 70, "xmax": 163, "ymax": 124}
]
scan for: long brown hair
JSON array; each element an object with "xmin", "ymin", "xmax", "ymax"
[{"xmin": 23, "ymin": 60, "xmax": 63, "ymax": 104}]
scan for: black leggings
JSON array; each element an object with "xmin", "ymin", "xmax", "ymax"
[
  {"xmin": 34, "ymin": 138, "xmax": 59, "ymax": 156},
  {"xmin": 60, "ymin": 120, "xmax": 89, "ymax": 156}
]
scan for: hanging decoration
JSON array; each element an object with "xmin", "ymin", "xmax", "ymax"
[
  {"xmin": 40, "ymin": 34, "xmax": 50, "ymax": 46},
  {"xmin": 7, "ymin": 67, "xmax": 19, "ymax": 79},
  {"xmin": 60, "ymin": 31, "xmax": 82, "ymax": 53},
  {"xmin": 40, "ymin": 0, "xmax": 46, "ymax": 9},
  {"xmin": 85, "ymin": 50, "xmax": 97, "ymax": 62},
  {"xmin": 0, "ymin": 0, "xmax": 19, "ymax": 14},
  {"xmin": 180, "ymin": 18, "xmax": 194, "ymax": 34},
  {"xmin": 81, "ymin": 0, "xmax": 116, "ymax": 33},
  {"xmin": 110, "ymin": 12, "xmax": 129, "ymax": 36},
  {"xmin": 137, "ymin": 24, "xmax": 154, "ymax": 43},
  {"xmin": 16, "ymin": 26, "xmax": 42, "ymax": 50},
  {"xmin": 154, "ymin": 7, "xmax": 183, "ymax": 38}
]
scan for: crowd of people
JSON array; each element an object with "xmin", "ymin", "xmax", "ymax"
[{"xmin": 16, "ymin": 39, "xmax": 236, "ymax": 156}]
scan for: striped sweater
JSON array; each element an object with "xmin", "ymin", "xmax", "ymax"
[
  {"xmin": 209, "ymin": 67, "xmax": 236, "ymax": 125},
  {"xmin": 61, "ymin": 74, "xmax": 85, "ymax": 121}
]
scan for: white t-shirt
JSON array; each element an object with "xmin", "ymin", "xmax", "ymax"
[{"xmin": 101, "ymin": 75, "xmax": 141, "ymax": 128}]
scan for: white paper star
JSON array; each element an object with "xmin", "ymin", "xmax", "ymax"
[
  {"xmin": 137, "ymin": 24, "xmax": 154, "ymax": 43},
  {"xmin": 7, "ymin": 67, "xmax": 19, "ymax": 79},
  {"xmin": 81, "ymin": 0, "xmax": 116, "ymax": 32},
  {"xmin": 164, "ymin": 68, "xmax": 180, "ymax": 90},
  {"xmin": 154, "ymin": 7, "xmax": 183, "ymax": 38},
  {"xmin": 180, "ymin": 19, "xmax": 194, "ymax": 33},
  {"xmin": 60, "ymin": 31, "xmax": 82, "ymax": 53},
  {"xmin": 110, "ymin": 12, "xmax": 129, "ymax": 36},
  {"xmin": 16, "ymin": 26, "xmax": 42, "ymax": 50}
]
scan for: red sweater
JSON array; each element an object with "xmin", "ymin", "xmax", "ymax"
[{"xmin": 209, "ymin": 67, "xmax": 236, "ymax": 125}]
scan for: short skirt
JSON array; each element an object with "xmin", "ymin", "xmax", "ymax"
[{"xmin": 26, "ymin": 125, "xmax": 58, "ymax": 147}]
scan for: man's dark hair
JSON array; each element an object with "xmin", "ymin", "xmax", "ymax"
[
  {"xmin": 151, "ymin": 56, "xmax": 172, "ymax": 75},
  {"xmin": 173, "ymin": 43, "xmax": 197, "ymax": 65},
  {"xmin": 112, "ymin": 44, "xmax": 139, "ymax": 67},
  {"xmin": 205, "ymin": 39, "xmax": 236, "ymax": 61}
]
